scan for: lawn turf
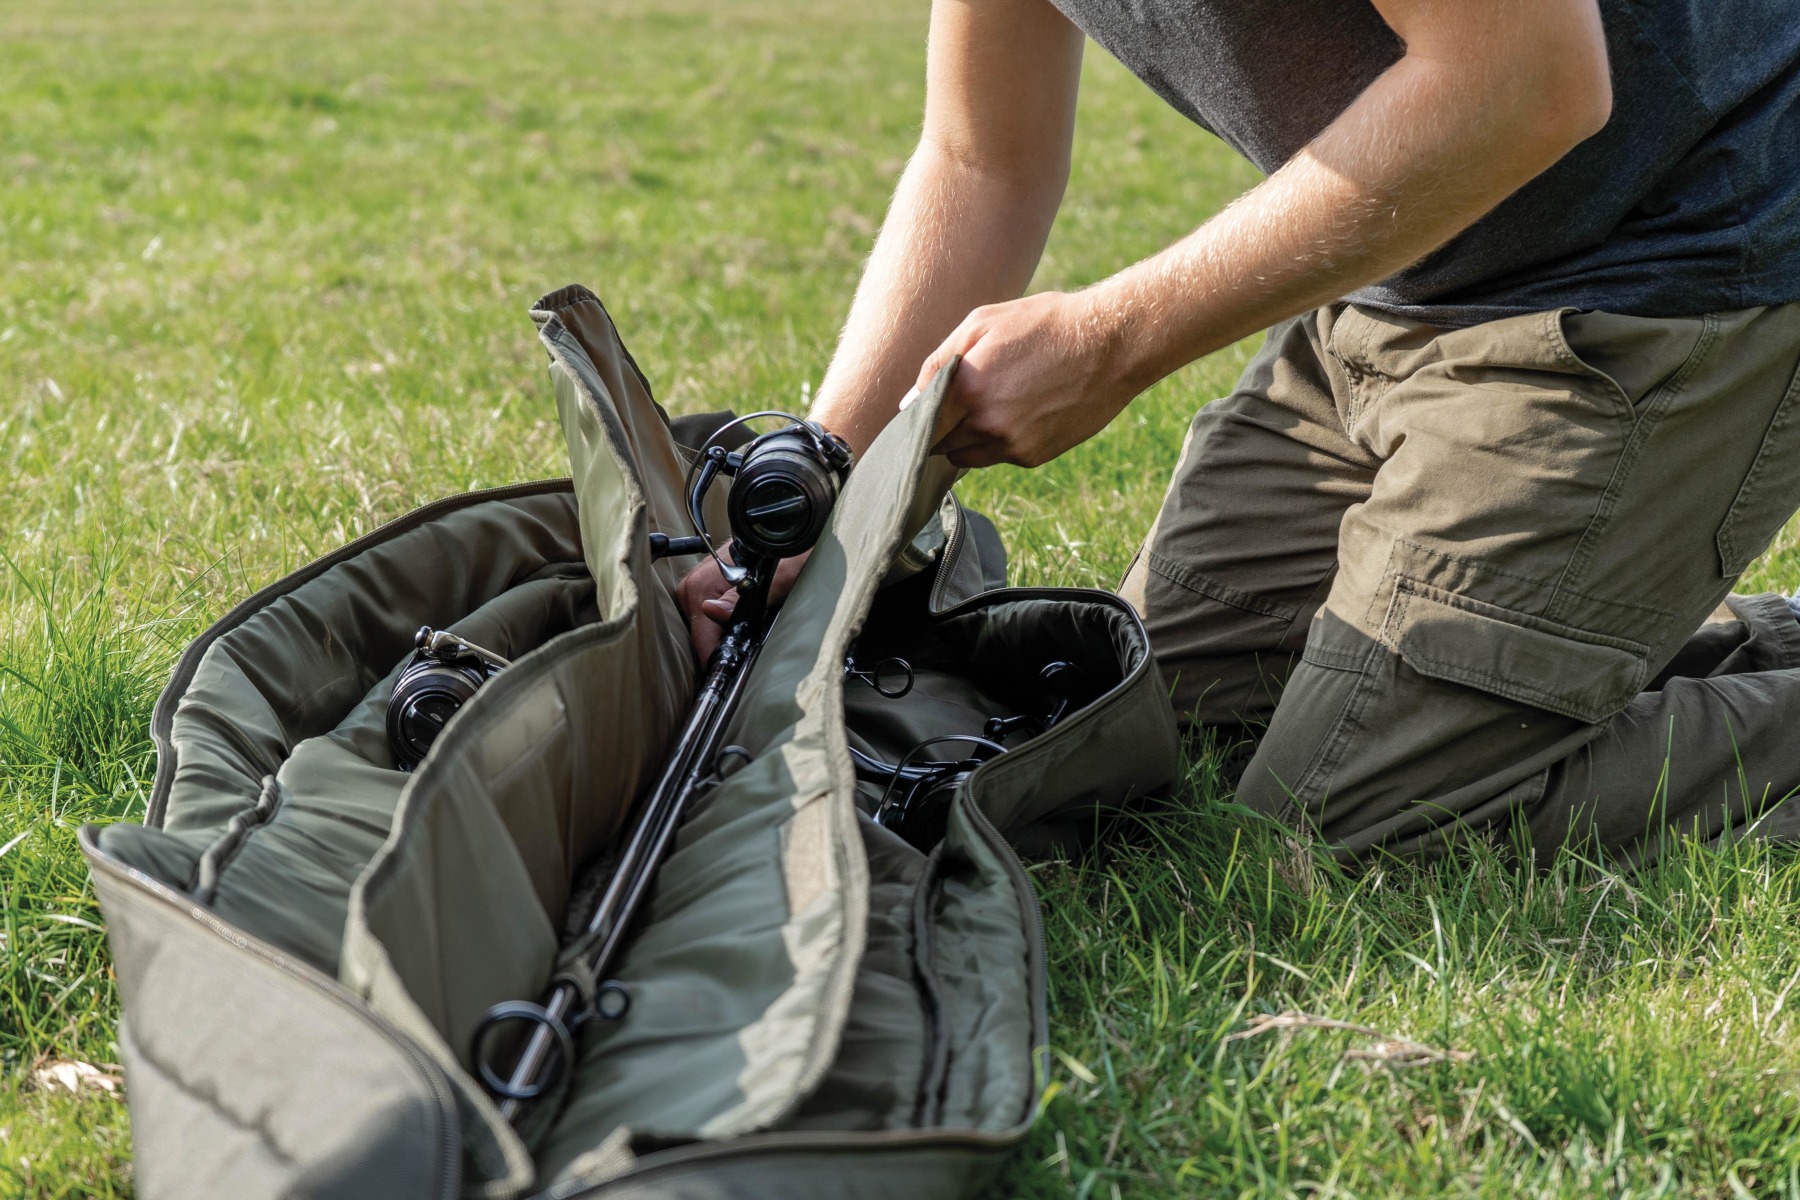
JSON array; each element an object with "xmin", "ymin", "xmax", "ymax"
[{"xmin": 3, "ymin": 0, "xmax": 1800, "ymax": 1196}]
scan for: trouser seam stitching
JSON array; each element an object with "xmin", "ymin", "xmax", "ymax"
[
  {"xmin": 1285, "ymin": 643, "xmax": 1383, "ymax": 821},
  {"xmin": 1281, "ymin": 569, "xmax": 1336, "ymax": 654},
  {"xmin": 1303, "ymin": 642, "xmax": 1369, "ymax": 671},
  {"xmin": 1144, "ymin": 553, "xmax": 1302, "ymax": 622},
  {"xmin": 1392, "ymin": 535, "xmax": 1672, "ymax": 626},
  {"xmin": 1547, "ymin": 312, "xmax": 1720, "ymax": 623}
]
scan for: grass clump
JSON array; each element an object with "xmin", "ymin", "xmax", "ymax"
[
  {"xmin": 0, "ymin": 551, "xmax": 168, "ymax": 800},
  {"xmin": 0, "ymin": 1085, "xmax": 131, "ymax": 1200},
  {"xmin": 0, "ymin": 551, "xmax": 173, "ymax": 1198}
]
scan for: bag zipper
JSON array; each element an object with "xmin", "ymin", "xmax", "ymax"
[{"xmin": 926, "ymin": 497, "xmax": 971, "ymax": 614}]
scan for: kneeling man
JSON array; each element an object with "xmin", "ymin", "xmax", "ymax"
[{"xmin": 684, "ymin": 0, "xmax": 1800, "ymax": 862}]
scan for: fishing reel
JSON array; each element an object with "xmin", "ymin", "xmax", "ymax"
[
  {"xmin": 650, "ymin": 412, "xmax": 854, "ymax": 589},
  {"xmin": 386, "ymin": 627, "xmax": 511, "ymax": 771},
  {"xmin": 859, "ymin": 736, "xmax": 1005, "ymax": 852}
]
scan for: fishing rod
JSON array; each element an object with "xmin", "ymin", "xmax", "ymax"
[{"xmin": 462, "ymin": 412, "xmax": 853, "ymax": 1122}]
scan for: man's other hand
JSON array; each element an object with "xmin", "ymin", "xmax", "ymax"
[
  {"xmin": 919, "ymin": 289, "xmax": 1136, "ymax": 470},
  {"xmin": 674, "ymin": 545, "xmax": 810, "ymax": 664}
]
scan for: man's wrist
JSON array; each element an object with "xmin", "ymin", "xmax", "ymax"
[
  {"xmin": 1071, "ymin": 280, "xmax": 1159, "ymax": 399},
  {"xmin": 805, "ymin": 393, "xmax": 870, "ymax": 459}
]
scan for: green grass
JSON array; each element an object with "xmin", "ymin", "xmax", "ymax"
[{"xmin": 2, "ymin": 0, "xmax": 1798, "ymax": 1196}]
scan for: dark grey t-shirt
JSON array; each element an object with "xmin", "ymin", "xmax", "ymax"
[{"xmin": 1047, "ymin": 0, "xmax": 1800, "ymax": 325}]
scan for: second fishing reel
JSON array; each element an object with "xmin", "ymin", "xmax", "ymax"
[{"xmin": 387, "ymin": 627, "xmax": 512, "ymax": 771}]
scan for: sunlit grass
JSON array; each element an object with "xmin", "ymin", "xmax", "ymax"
[{"xmin": 3, "ymin": 1, "xmax": 1798, "ymax": 1196}]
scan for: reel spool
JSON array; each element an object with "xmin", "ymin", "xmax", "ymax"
[
  {"xmin": 726, "ymin": 423, "xmax": 853, "ymax": 561},
  {"xmin": 386, "ymin": 627, "xmax": 511, "ymax": 771}
]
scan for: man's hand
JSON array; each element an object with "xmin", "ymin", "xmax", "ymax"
[
  {"xmin": 674, "ymin": 545, "xmax": 809, "ymax": 664},
  {"xmin": 920, "ymin": 290, "xmax": 1138, "ymax": 469}
]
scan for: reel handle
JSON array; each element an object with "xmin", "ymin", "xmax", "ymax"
[{"xmin": 649, "ymin": 533, "xmax": 708, "ymax": 559}]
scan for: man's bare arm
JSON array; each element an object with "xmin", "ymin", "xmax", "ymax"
[
  {"xmin": 674, "ymin": 0, "xmax": 1080, "ymax": 656},
  {"xmin": 925, "ymin": 0, "xmax": 1614, "ymax": 467},
  {"xmin": 808, "ymin": 0, "xmax": 1084, "ymax": 455}
]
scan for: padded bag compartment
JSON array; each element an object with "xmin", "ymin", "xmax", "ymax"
[{"xmin": 83, "ymin": 284, "xmax": 1179, "ymax": 1200}]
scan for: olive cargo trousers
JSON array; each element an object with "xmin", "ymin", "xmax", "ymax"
[{"xmin": 1121, "ymin": 303, "xmax": 1800, "ymax": 863}]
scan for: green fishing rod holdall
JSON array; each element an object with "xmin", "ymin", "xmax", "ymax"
[{"xmin": 80, "ymin": 284, "xmax": 1180, "ymax": 1200}]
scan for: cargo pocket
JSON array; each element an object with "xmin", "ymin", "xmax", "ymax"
[
  {"xmin": 1383, "ymin": 579, "xmax": 1648, "ymax": 724},
  {"xmin": 1717, "ymin": 366, "xmax": 1800, "ymax": 577}
]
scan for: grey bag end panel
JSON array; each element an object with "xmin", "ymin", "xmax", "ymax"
[
  {"xmin": 82, "ymin": 828, "xmax": 459, "ymax": 1200},
  {"xmin": 97, "ymin": 492, "xmax": 594, "ymax": 978}
]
